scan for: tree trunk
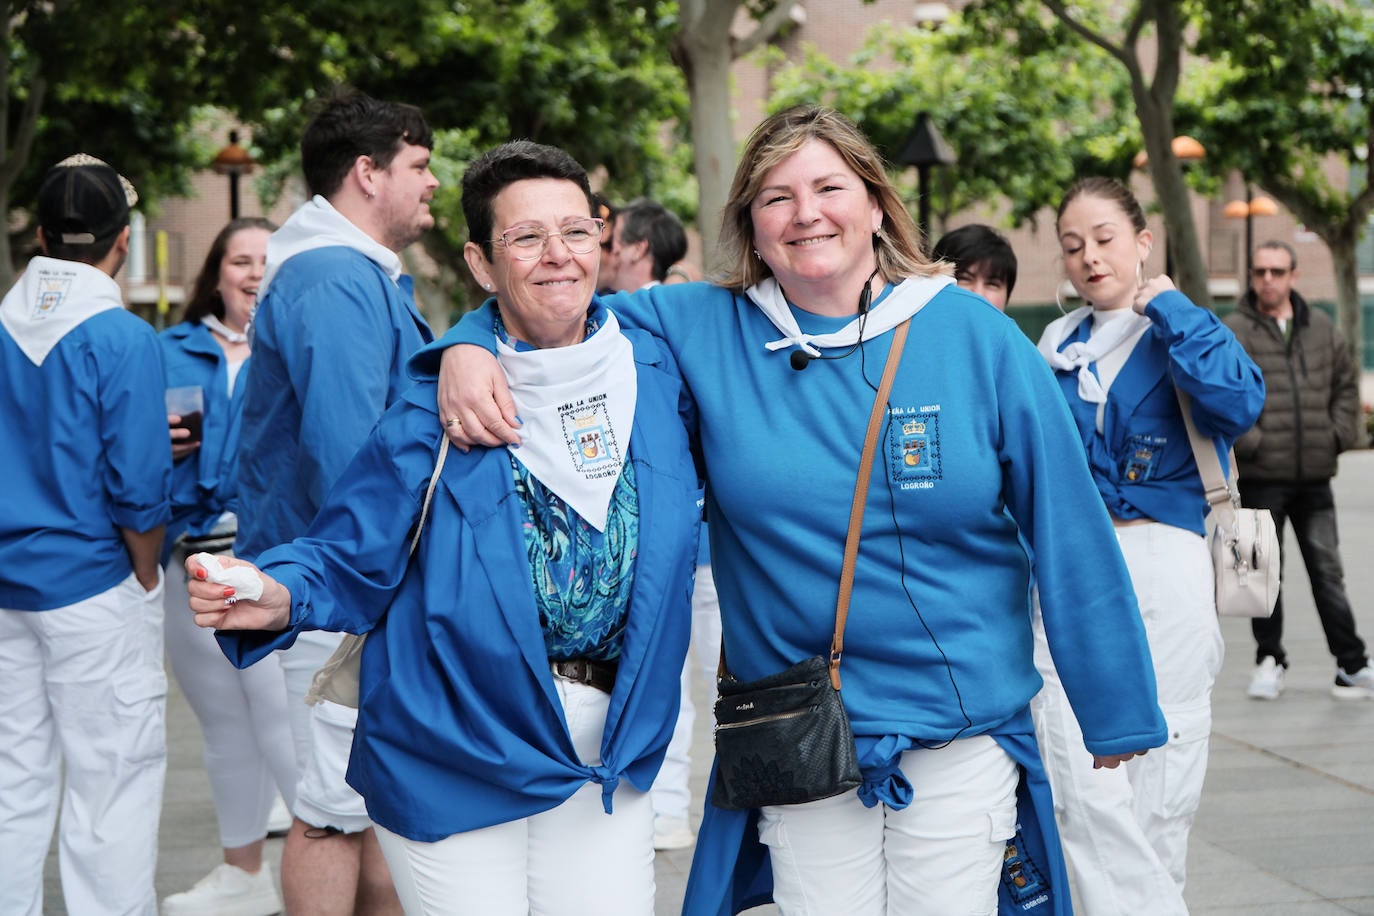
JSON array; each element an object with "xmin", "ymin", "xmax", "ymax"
[
  {"xmin": 0, "ymin": 188, "xmax": 14, "ymax": 292},
  {"xmin": 1132, "ymin": 89, "xmax": 1211, "ymax": 308},
  {"xmin": 675, "ymin": 12, "xmax": 737, "ymax": 274},
  {"xmin": 1329, "ymin": 233, "xmax": 1365, "ymax": 375}
]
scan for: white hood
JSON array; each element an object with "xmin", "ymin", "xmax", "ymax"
[{"xmin": 259, "ymin": 195, "xmax": 402, "ymax": 297}]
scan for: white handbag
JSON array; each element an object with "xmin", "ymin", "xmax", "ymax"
[{"xmin": 1176, "ymin": 390, "xmax": 1280, "ymax": 618}]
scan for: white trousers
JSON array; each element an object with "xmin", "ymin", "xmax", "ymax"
[
  {"xmin": 0, "ymin": 572, "xmax": 167, "ymax": 916},
  {"xmin": 374, "ymin": 680, "xmax": 655, "ymax": 915},
  {"xmin": 275, "ymin": 629, "xmax": 372, "ymax": 831},
  {"xmin": 164, "ymin": 560, "xmax": 298, "ymax": 847},
  {"xmin": 1031, "ymin": 521, "xmax": 1222, "ymax": 915},
  {"xmin": 759, "ymin": 735, "xmax": 1018, "ymax": 916},
  {"xmin": 651, "ymin": 563, "xmax": 721, "ymax": 820}
]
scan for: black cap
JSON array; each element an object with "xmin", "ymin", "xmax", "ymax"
[{"xmin": 37, "ymin": 154, "xmax": 139, "ymax": 247}]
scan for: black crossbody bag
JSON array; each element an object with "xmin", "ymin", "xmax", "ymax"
[{"xmin": 711, "ymin": 319, "xmax": 910, "ymax": 810}]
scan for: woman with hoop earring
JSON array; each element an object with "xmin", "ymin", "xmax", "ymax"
[{"xmin": 1033, "ymin": 176, "xmax": 1264, "ymax": 915}]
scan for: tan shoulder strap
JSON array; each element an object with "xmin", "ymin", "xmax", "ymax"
[
  {"xmin": 829, "ymin": 318, "xmax": 910, "ymax": 688},
  {"xmin": 410, "ymin": 435, "xmax": 451, "ymax": 556}
]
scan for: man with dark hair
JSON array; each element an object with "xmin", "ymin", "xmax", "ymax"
[
  {"xmin": 931, "ymin": 223, "xmax": 1017, "ymax": 310},
  {"xmin": 1224, "ymin": 240, "xmax": 1372, "ymax": 701},
  {"xmin": 0, "ymin": 155, "xmax": 171, "ymax": 914},
  {"xmin": 232, "ymin": 88, "xmax": 437, "ymax": 914},
  {"xmin": 608, "ymin": 197, "xmax": 688, "ymax": 292}
]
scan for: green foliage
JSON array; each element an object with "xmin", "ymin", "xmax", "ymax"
[
  {"xmin": 766, "ymin": 12, "xmax": 1136, "ymax": 230},
  {"xmin": 234, "ymin": 0, "xmax": 692, "ymax": 311},
  {"xmin": 6, "ymin": 0, "xmax": 691, "ymax": 298},
  {"xmin": 1185, "ymin": 1, "xmax": 1374, "ymax": 227}
]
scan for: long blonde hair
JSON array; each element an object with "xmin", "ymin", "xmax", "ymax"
[{"xmin": 716, "ymin": 105, "xmax": 944, "ymax": 290}]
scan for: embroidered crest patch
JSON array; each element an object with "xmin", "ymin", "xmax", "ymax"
[
  {"xmin": 888, "ymin": 406, "xmax": 942, "ymax": 487},
  {"xmin": 560, "ymin": 396, "xmax": 622, "ymax": 480},
  {"xmin": 1123, "ymin": 432, "xmax": 1167, "ymax": 483},
  {"xmin": 32, "ymin": 275, "xmax": 73, "ymax": 320}
]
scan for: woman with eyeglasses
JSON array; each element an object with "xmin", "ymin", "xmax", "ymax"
[
  {"xmin": 1033, "ymin": 177, "xmax": 1264, "ymax": 914},
  {"xmin": 184, "ymin": 141, "xmax": 702, "ymax": 915}
]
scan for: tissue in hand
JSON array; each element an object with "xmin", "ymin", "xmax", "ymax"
[{"xmin": 191, "ymin": 552, "xmax": 265, "ymax": 602}]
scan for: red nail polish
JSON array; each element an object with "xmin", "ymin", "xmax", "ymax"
[
  {"xmin": 195, "ymin": 568, "xmax": 207, "ymax": 580},
  {"xmin": 223, "ymin": 587, "xmax": 235, "ymax": 598}
]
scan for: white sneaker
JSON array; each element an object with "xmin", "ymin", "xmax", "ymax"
[
  {"xmin": 266, "ymin": 795, "xmax": 292, "ymax": 837},
  {"xmin": 653, "ymin": 815, "xmax": 695, "ymax": 851},
  {"xmin": 162, "ymin": 862, "xmax": 282, "ymax": 916},
  {"xmin": 1332, "ymin": 664, "xmax": 1374, "ymax": 699},
  {"xmin": 1247, "ymin": 656, "xmax": 1285, "ymax": 700}
]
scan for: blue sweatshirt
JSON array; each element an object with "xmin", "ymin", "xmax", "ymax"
[
  {"xmin": 236, "ymin": 246, "xmax": 432, "ymax": 560},
  {"xmin": 1041, "ymin": 290, "xmax": 1265, "ymax": 534},
  {"xmin": 0, "ymin": 267, "xmax": 169, "ymax": 610}
]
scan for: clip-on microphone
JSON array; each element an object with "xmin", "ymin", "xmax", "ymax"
[{"xmin": 790, "ymin": 265, "xmax": 882, "ymax": 371}]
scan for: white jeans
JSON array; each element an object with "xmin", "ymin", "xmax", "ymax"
[
  {"xmin": 651, "ymin": 563, "xmax": 721, "ymax": 821},
  {"xmin": 0, "ymin": 572, "xmax": 167, "ymax": 916},
  {"xmin": 759, "ymin": 735, "xmax": 1018, "ymax": 916},
  {"xmin": 374, "ymin": 680, "xmax": 655, "ymax": 915},
  {"xmin": 275, "ymin": 629, "xmax": 372, "ymax": 832},
  {"xmin": 1031, "ymin": 521, "xmax": 1221, "ymax": 915},
  {"xmin": 164, "ymin": 559, "xmax": 298, "ymax": 847}
]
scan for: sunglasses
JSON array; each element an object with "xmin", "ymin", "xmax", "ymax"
[{"xmin": 1251, "ymin": 266, "xmax": 1292, "ymax": 279}]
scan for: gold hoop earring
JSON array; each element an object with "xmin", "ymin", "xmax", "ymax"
[{"xmin": 1054, "ymin": 282, "xmax": 1068, "ymax": 316}]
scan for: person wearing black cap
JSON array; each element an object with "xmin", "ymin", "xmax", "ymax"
[{"xmin": 0, "ymin": 154, "xmax": 172, "ymax": 915}]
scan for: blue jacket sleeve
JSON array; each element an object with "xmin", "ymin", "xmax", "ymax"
[
  {"xmin": 994, "ymin": 326, "xmax": 1167, "ymax": 757},
  {"xmin": 219, "ymin": 402, "xmax": 433, "ymax": 667},
  {"xmin": 1145, "ymin": 290, "xmax": 1265, "ymax": 439},
  {"xmin": 100, "ymin": 319, "xmax": 172, "ymax": 532},
  {"xmin": 411, "ymin": 285, "xmax": 703, "ymax": 372}
]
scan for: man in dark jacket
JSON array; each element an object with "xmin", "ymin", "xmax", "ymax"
[{"xmin": 1223, "ymin": 240, "xmax": 1371, "ymax": 700}]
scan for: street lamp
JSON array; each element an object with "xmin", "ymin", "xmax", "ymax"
[
  {"xmin": 1133, "ymin": 135, "xmax": 1207, "ymax": 278},
  {"xmin": 1224, "ymin": 188, "xmax": 1279, "ymax": 285},
  {"xmin": 212, "ymin": 130, "xmax": 256, "ymax": 220},
  {"xmin": 895, "ymin": 111, "xmax": 957, "ymax": 246}
]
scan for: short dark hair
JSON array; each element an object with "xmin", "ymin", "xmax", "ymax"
[
  {"xmin": 932, "ymin": 224, "xmax": 1018, "ymax": 298},
  {"xmin": 182, "ymin": 217, "xmax": 278, "ymax": 324},
  {"xmin": 300, "ymin": 89, "xmax": 433, "ymax": 199},
  {"xmin": 462, "ymin": 141, "xmax": 593, "ymax": 260},
  {"xmin": 616, "ymin": 198, "xmax": 687, "ymax": 282}
]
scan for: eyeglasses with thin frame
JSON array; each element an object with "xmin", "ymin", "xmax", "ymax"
[
  {"xmin": 492, "ymin": 218, "xmax": 605, "ymax": 261},
  {"xmin": 1251, "ymin": 266, "xmax": 1292, "ymax": 279}
]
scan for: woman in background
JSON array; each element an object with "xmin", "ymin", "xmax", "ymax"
[
  {"xmin": 160, "ymin": 217, "xmax": 298, "ymax": 916},
  {"xmin": 1034, "ymin": 176, "xmax": 1264, "ymax": 914}
]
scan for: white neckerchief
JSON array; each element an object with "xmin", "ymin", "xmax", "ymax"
[
  {"xmin": 1037, "ymin": 305, "xmax": 1152, "ymax": 405},
  {"xmin": 259, "ymin": 195, "xmax": 402, "ymax": 297},
  {"xmin": 0, "ymin": 257, "xmax": 124, "ymax": 366},
  {"xmin": 748, "ymin": 275, "xmax": 953, "ymax": 355},
  {"xmin": 496, "ymin": 310, "xmax": 637, "ymax": 531},
  {"xmin": 202, "ymin": 314, "xmax": 248, "ymax": 344}
]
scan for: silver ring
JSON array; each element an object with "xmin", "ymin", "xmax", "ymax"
[{"xmin": 444, "ymin": 417, "xmax": 463, "ymax": 429}]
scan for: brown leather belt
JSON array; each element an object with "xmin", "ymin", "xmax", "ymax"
[{"xmin": 550, "ymin": 658, "xmax": 618, "ymax": 695}]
